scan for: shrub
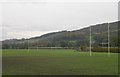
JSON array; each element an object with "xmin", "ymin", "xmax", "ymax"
[{"xmin": 80, "ymin": 45, "xmax": 87, "ymax": 51}]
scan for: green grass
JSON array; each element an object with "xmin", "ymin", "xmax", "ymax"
[{"xmin": 2, "ymin": 49, "xmax": 118, "ymax": 75}]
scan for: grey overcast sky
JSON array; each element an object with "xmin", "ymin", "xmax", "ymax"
[{"xmin": 1, "ymin": 0, "xmax": 118, "ymax": 40}]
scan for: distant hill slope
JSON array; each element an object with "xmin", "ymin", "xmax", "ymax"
[{"xmin": 2, "ymin": 21, "xmax": 119, "ymax": 49}]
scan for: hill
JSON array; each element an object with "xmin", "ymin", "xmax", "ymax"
[{"xmin": 2, "ymin": 21, "xmax": 119, "ymax": 49}]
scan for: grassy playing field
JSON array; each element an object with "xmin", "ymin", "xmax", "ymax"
[{"xmin": 2, "ymin": 49, "xmax": 118, "ymax": 75}]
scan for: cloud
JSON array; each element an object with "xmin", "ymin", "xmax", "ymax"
[{"xmin": 4, "ymin": 30, "xmax": 59, "ymax": 40}]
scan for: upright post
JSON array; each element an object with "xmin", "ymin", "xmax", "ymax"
[
  {"xmin": 108, "ymin": 23, "xmax": 110, "ymax": 57},
  {"xmin": 28, "ymin": 39, "xmax": 29, "ymax": 52},
  {"xmin": 37, "ymin": 39, "xmax": 38, "ymax": 51},
  {"xmin": 90, "ymin": 26, "xmax": 92, "ymax": 56}
]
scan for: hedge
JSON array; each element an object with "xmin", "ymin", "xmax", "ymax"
[{"xmin": 91, "ymin": 47, "xmax": 120, "ymax": 53}]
